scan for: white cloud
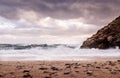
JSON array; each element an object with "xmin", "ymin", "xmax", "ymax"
[{"xmin": 0, "ymin": 13, "xmax": 99, "ymax": 44}]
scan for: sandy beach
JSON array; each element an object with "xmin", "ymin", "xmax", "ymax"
[{"xmin": 0, "ymin": 58, "xmax": 120, "ymax": 78}]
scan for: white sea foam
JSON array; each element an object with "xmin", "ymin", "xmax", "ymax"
[{"xmin": 0, "ymin": 45, "xmax": 120, "ymax": 61}]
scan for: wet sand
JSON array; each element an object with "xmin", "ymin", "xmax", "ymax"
[{"xmin": 0, "ymin": 58, "xmax": 120, "ymax": 78}]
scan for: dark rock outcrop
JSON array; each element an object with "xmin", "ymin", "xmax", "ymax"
[{"xmin": 81, "ymin": 16, "xmax": 120, "ymax": 49}]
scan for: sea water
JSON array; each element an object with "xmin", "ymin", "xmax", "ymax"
[{"xmin": 0, "ymin": 44, "xmax": 120, "ymax": 61}]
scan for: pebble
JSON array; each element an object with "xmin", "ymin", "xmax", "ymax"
[
  {"xmin": 43, "ymin": 71, "xmax": 50, "ymax": 73},
  {"xmin": 10, "ymin": 72, "xmax": 14, "ymax": 74},
  {"xmin": 75, "ymin": 70, "xmax": 79, "ymax": 73},
  {"xmin": 51, "ymin": 66, "xmax": 59, "ymax": 71},
  {"xmin": 0, "ymin": 74, "xmax": 3, "ymax": 77},
  {"xmin": 65, "ymin": 64, "xmax": 71, "ymax": 68},
  {"xmin": 23, "ymin": 70, "xmax": 30, "ymax": 73},
  {"xmin": 117, "ymin": 60, "xmax": 120, "ymax": 62},
  {"xmin": 85, "ymin": 70, "xmax": 93, "ymax": 76},
  {"xmin": 23, "ymin": 73, "xmax": 32, "ymax": 78},
  {"xmin": 64, "ymin": 69, "xmax": 71, "ymax": 75},
  {"xmin": 104, "ymin": 67, "xmax": 109, "ymax": 69},
  {"xmin": 39, "ymin": 67, "xmax": 48, "ymax": 70},
  {"xmin": 16, "ymin": 65, "xmax": 23, "ymax": 69},
  {"xmin": 96, "ymin": 66, "xmax": 101, "ymax": 69},
  {"xmin": 111, "ymin": 70, "xmax": 120, "ymax": 74},
  {"xmin": 44, "ymin": 76, "xmax": 51, "ymax": 78}
]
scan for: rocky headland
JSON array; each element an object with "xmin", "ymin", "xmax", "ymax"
[{"xmin": 81, "ymin": 16, "xmax": 120, "ymax": 49}]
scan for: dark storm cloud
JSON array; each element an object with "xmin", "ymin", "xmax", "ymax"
[{"xmin": 0, "ymin": 0, "xmax": 120, "ymax": 25}]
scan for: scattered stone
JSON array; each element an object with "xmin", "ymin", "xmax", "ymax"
[
  {"xmin": 94, "ymin": 62, "xmax": 97, "ymax": 64},
  {"xmin": 111, "ymin": 70, "xmax": 118, "ymax": 74},
  {"xmin": 111, "ymin": 70, "xmax": 120, "ymax": 74},
  {"xmin": 117, "ymin": 60, "xmax": 120, "ymax": 62},
  {"xmin": 65, "ymin": 63, "xmax": 71, "ymax": 66},
  {"xmin": 85, "ymin": 70, "xmax": 93, "ymax": 76},
  {"xmin": 39, "ymin": 67, "xmax": 48, "ymax": 70},
  {"xmin": 74, "ymin": 66, "xmax": 79, "ymax": 68},
  {"xmin": 75, "ymin": 70, "xmax": 79, "ymax": 73},
  {"xmin": 23, "ymin": 70, "xmax": 30, "ymax": 73},
  {"xmin": 65, "ymin": 64, "xmax": 71, "ymax": 68},
  {"xmin": 86, "ymin": 64, "xmax": 93, "ymax": 67},
  {"xmin": 23, "ymin": 73, "xmax": 32, "ymax": 78},
  {"xmin": 43, "ymin": 71, "xmax": 50, "ymax": 73},
  {"xmin": 9, "ymin": 72, "xmax": 14, "ymax": 74},
  {"xmin": 104, "ymin": 67, "xmax": 109, "ymax": 69},
  {"xmin": 82, "ymin": 65, "xmax": 86, "ymax": 67},
  {"xmin": 16, "ymin": 65, "xmax": 23, "ymax": 69},
  {"xmin": 49, "ymin": 72, "xmax": 58, "ymax": 77},
  {"xmin": 0, "ymin": 74, "xmax": 3, "ymax": 77},
  {"xmin": 71, "ymin": 63, "xmax": 79, "ymax": 66},
  {"xmin": 51, "ymin": 66, "xmax": 59, "ymax": 71},
  {"xmin": 96, "ymin": 66, "xmax": 101, "ymax": 69},
  {"xmin": 106, "ymin": 61, "xmax": 116, "ymax": 66},
  {"xmin": 64, "ymin": 69, "xmax": 71, "ymax": 75}
]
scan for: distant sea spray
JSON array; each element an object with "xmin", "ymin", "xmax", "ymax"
[
  {"xmin": 0, "ymin": 44, "xmax": 120, "ymax": 61},
  {"xmin": 0, "ymin": 44, "xmax": 76, "ymax": 50}
]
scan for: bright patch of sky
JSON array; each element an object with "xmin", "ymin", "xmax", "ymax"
[{"xmin": 0, "ymin": 16, "xmax": 16, "ymax": 29}]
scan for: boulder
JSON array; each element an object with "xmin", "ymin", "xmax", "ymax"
[{"xmin": 81, "ymin": 16, "xmax": 120, "ymax": 49}]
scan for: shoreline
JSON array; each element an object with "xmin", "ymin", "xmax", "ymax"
[{"xmin": 0, "ymin": 56, "xmax": 120, "ymax": 61}]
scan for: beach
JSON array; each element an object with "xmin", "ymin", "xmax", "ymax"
[
  {"xmin": 0, "ymin": 58, "xmax": 120, "ymax": 78},
  {"xmin": 0, "ymin": 0, "xmax": 120, "ymax": 78}
]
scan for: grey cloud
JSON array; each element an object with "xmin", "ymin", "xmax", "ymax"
[{"xmin": 0, "ymin": 0, "xmax": 120, "ymax": 25}]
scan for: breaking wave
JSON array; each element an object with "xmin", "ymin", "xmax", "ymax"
[{"xmin": 0, "ymin": 44, "xmax": 120, "ymax": 61}]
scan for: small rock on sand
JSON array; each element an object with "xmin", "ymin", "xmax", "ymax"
[
  {"xmin": 51, "ymin": 66, "xmax": 59, "ymax": 71},
  {"xmin": 23, "ymin": 70, "xmax": 30, "ymax": 73},
  {"xmin": 117, "ymin": 60, "xmax": 120, "ymax": 62},
  {"xmin": 23, "ymin": 73, "xmax": 32, "ymax": 78},
  {"xmin": 64, "ymin": 69, "xmax": 71, "ymax": 75},
  {"xmin": 85, "ymin": 70, "xmax": 93, "ymax": 76},
  {"xmin": 39, "ymin": 67, "xmax": 48, "ymax": 70},
  {"xmin": 16, "ymin": 65, "xmax": 23, "ymax": 69},
  {"xmin": 0, "ymin": 74, "xmax": 3, "ymax": 77}
]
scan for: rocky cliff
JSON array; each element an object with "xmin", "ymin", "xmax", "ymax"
[{"xmin": 81, "ymin": 16, "xmax": 120, "ymax": 49}]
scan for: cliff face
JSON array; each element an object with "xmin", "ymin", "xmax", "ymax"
[{"xmin": 81, "ymin": 16, "xmax": 120, "ymax": 49}]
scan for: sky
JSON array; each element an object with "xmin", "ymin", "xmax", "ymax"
[{"xmin": 0, "ymin": 0, "xmax": 120, "ymax": 44}]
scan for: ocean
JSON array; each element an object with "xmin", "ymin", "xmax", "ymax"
[{"xmin": 0, "ymin": 44, "xmax": 120, "ymax": 61}]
